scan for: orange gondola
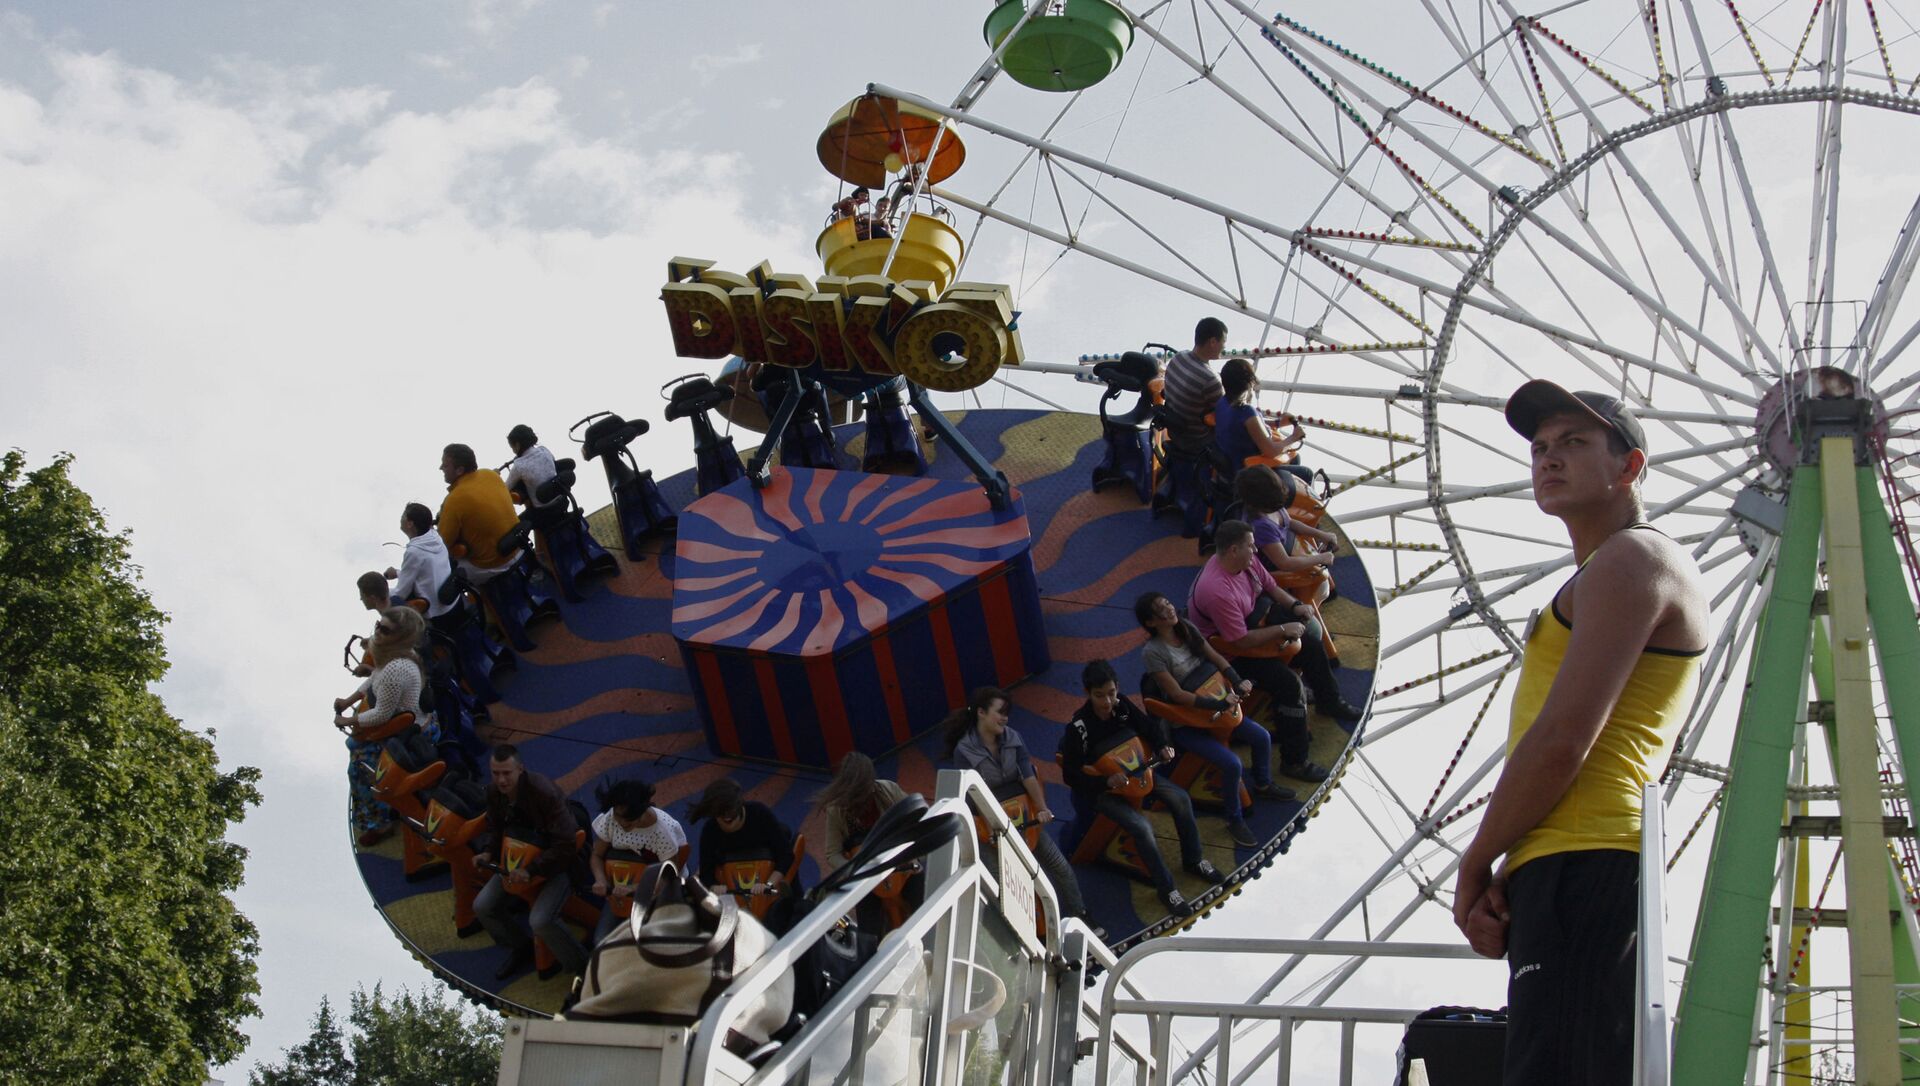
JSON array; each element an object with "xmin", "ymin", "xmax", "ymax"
[{"xmin": 816, "ymin": 94, "xmax": 965, "ymax": 189}]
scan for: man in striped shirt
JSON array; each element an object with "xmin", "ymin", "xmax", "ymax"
[{"xmin": 1162, "ymin": 316, "xmax": 1228, "ymax": 456}]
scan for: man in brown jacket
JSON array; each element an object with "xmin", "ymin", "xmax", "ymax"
[{"xmin": 473, "ymin": 744, "xmax": 587, "ymax": 979}]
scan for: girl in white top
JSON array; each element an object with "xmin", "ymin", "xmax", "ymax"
[
  {"xmin": 589, "ymin": 777, "xmax": 689, "ymax": 944},
  {"xmin": 332, "ymin": 607, "xmax": 438, "ymax": 844}
]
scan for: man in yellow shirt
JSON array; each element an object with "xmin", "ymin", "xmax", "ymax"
[
  {"xmin": 1453, "ymin": 381, "xmax": 1708, "ymax": 1085},
  {"xmin": 436, "ymin": 443, "xmax": 521, "ymax": 583}
]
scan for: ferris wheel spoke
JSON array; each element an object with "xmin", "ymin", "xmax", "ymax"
[
  {"xmin": 1673, "ymin": 1, "xmax": 1811, "ymax": 350},
  {"xmin": 1106, "ymin": 2, "xmax": 1405, "ymax": 225},
  {"xmin": 1526, "ymin": 67, "xmax": 1789, "ymax": 384},
  {"xmin": 1854, "ymin": 196, "xmax": 1920, "ymax": 380},
  {"xmin": 1045, "ymin": 157, "xmax": 1245, "ymax": 302},
  {"xmin": 1497, "ymin": 197, "xmax": 1767, "ymax": 403},
  {"xmin": 1803, "ymin": 6, "xmax": 1851, "ymax": 370},
  {"xmin": 1363, "ymin": 663, "xmax": 1520, "ymax": 746},
  {"xmin": 1303, "ymin": 236, "xmax": 1749, "ymax": 405},
  {"xmin": 940, "ymin": 188, "xmax": 1424, "ymax": 376}
]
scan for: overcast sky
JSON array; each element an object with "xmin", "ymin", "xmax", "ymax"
[
  {"xmin": 10, "ymin": 2, "xmax": 1906, "ymax": 1080},
  {"xmin": 0, "ymin": 4, "xmax": 1214, "ymax": 1075}
]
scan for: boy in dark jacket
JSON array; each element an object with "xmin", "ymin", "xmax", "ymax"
[{"xmin": 1060, "ymin": 660, "xmax": 1224, "ymax": 914}]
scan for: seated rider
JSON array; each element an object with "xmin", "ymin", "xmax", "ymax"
[
  {"xmin": 818, "ymin": 752, "xmax": 924, "ymax": 929},
  {"xmin": 436, "ymin": 442, "xmax": 521, "ymax": 583},
  {"xmin": 1234, "ymin": 467, "xmax": 1339, "ymax": 580},
  {"xmin": 503, "ymin": 424, "xmax": 559, "ymax": 508},
  {"xmin": 865, "ymin": 196, "xmax": 894, "ymax": 240},
  {"xmin": 333, "ymin": 606, "xmax": 439, "ymax": 846},
  {"xmin": 886, "ymin": 162, "xmax": 925, "ymax": 210},
  {"xmin": 356, "ymin": 570, "xmax": 390, "ymax": 617},
  {"xmin": 384, "ymin": 502, "xmax": 454, "ymax": 620},
  {"xmin": 1135, "ymin": 591, "xmax": 1294, "ymax": 847},
  {"xmin": 1189, "ymin": 521, "xmax": 1359, "ymax": 783},
  {"xmin": 472, "ymin": 744, "xmax": 588, "ymax": 979},
  {"xmin": 818, "ymin": 751, "xmax": 917, "ymax": 871},
  {"xmin": 688, "ymin": 779, "xmax": 797, "ymax": 899},
  {"xmin": 1214, "ymin": 357, "xmax": 1310, "ymax": 486},
  {"xmin": 588, "ymin": 776, "xmax": 688, "ymax": 945},
  {"xmin": 831, "ymin": 186, "xmax": 870, "ymax": 226},
  {"xmin": 1060, "ymin": 659, "xmax": 1225, "ymax": 916},
  {"xmin": 1162, "ymin": 317, "xmax": 1228, "ymax": 458},
  {"xmin": 941, "ymin": 686, "xmax": 1098, "ymax": 935}
]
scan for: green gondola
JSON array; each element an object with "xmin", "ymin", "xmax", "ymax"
[{"xmin": 983, "ymin": 0, "xmax": 1134, "ymax": 92}]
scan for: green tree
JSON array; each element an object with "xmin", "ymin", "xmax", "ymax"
[
  {"xmin": 250, "ymin": 984, "xmax": 502, "ymax": 1086},
  {"xmin": 0, "ymin": 451, "xmax": 262, "ymax": 1084},
  {"xmin": 250, "ymin": 999, "xmax": 351, "ymax": 1086}
]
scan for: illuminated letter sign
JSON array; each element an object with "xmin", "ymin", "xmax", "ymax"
[{"xmin": 662, "ymin": 259, "xmax": 1024, "ymax": 394}]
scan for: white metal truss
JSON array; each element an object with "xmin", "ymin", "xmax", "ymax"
[{"xmin": 884, "ymin": 2, "xmax": 1920, "ymax": 1080}]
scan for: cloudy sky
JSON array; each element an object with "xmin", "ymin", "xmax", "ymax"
[
  {"xmin": 12, "ymin": 1, "xmax": 1903, "ymax": 1079},
  {"xmin": 0, "ymin": 3, "xmax": 1209, "ymax": 1075}
]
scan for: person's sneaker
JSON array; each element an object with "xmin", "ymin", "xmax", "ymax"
[
  {"xmin": 1226, "ymin": 819, "xmax": 1257, "ymax": 847},
  {"xmin": 1186, "ymin": 859, "xmax": 1228, "ymax": 884},
  {"xmin": 1251, "ymin": 780, "xmax": 1297, "ymax": 802},
  {"xmin": 1161, "ymin": 888, "xmax": 1192, "ymax": 915},
  {"xmin": 1281, "ymin": 760, "xmax": 1332, "ymax": 783},
  {"xmin": 1316, "ymin": 697, "xmax": 1364, "ymax": 721}
]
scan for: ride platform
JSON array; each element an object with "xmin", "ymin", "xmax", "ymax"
[{"xmin": 353, "ymin": 408, "xmax": 1379, "ymax": 1014}]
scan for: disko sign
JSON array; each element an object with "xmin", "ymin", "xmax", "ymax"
[{"xmin": 661, "ymin": 258, "xmax": 1024, "ymax": 394}]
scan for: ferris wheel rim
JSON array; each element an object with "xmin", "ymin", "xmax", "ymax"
[{"xmin": 1421, "ymin": 83, "xmax": 1920, "ymax": 664}]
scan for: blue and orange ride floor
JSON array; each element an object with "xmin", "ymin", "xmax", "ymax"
[{"xmin": 354, "ymin": 409, "xmax": 1379, "ymax": 1014}]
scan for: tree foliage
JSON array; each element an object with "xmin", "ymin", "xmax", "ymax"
[
  {"xmin": 0, "ymin": 451, "xmax": 262, "ymax": 1084},
  {"xmin": 250, "ymin": 984, "xmax": 502, "ymax": 1086}
]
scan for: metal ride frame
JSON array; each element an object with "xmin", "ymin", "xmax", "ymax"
[
  {"xmin": 498, "ymin": 768, "xmax": 1163, "ymax": 1085},
  {"xmin": 855, "ymin": 0, "xmax": 1920, "ymax": 1080}
]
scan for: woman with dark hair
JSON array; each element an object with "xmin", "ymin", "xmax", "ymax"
[
  {"xmin": 1232, "ymin": 466, "xmax": 1340, "ymax": 578},
  {"xmin": 333, "ymin": 606, "xmax": 438, "ymax": 845},
  {"xmin": 1135, "ymin": 592, "xmax": 1294, "ymax": 847},
  {"xmin": 1214, "ymin": 357, "xmax": 1309, "ymax": 481},
  {"xmin": 687, "ymin": 779, "xmax": 797, "ymax": 898},
  {"xmin": 940, "ymin": 688, "xmax": 1094, "ymax": 929},
  {"xmin": 588, "ymin": 776, "xmax": 688, "ymax": 944}
]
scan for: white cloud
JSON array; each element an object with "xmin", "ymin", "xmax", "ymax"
[
  {"xmin": 0, "ymin": 28, "xmax": 810, "ymax": 1076},
  {"xmin": 688, "ymin": 42, "xmax": 764, "ymax": 85},
  {"xmin": 408, "ymin": 51, "xmax": 458, "ymax": 74},
  {"xmin": 463, "ymin": 0, "xmax": 546, "ymax": 40}
]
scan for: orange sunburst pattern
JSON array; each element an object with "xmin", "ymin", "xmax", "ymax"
[{"xmin": 672, "ymin": 467, "xmax": 1031, "ymax": 657}]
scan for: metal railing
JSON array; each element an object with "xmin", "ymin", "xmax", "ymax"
[
  {"xmin": 1091, "ymin": 938, "xmax": 1490, "ymax": 1085},
  {"xmin": 1637, "ymin": 782, "xmax": 1670, "ymax": 1086},
  {"xmin": 684, "ymin": 768, "xmax": 1153, "ymax": 1086},
  {"xmin": 1079, "ymin": 784, "xmax": 1677, "ymax": 1086}
]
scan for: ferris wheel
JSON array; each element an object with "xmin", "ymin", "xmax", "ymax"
[{"xmin": 868, "ymin": 0, "xmax": 1920, "ymax": 1077}]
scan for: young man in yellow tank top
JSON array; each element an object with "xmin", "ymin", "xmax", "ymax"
[{"xmin": 1452, "ymin": 380, "xmax": 1709, "ymax": 1085}]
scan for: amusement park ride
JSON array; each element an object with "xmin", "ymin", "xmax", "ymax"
[{"xmin": 346, "ymin": 1, "xmax": 1920, "ymax": 1082}]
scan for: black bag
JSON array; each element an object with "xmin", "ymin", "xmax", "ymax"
[
  {"xmin": 790, "ymin": 794, "xmax": 963, "ymax": 1018},
  {"xmin": 1394, "ymin": 1005, "xmax": 1506, "ymax": 1086}
]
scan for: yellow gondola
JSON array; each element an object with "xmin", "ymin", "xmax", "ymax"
[
  {"xmin": 816, "ymin": 94, "xmax": 966, "ymax": 189},
  {"xmin": 815, "ymin": 213, "xmax": 965, "ymax": 296}
]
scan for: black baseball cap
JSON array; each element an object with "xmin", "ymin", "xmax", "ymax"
[{"xmin": 1505, "ymin": 379, "xmax": 1645, "ymax": 452}]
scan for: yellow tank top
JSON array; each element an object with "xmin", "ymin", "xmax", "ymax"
[{"xmin": 1505, "ymin": 567, "xmax": 1702, "ymax": 872}]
